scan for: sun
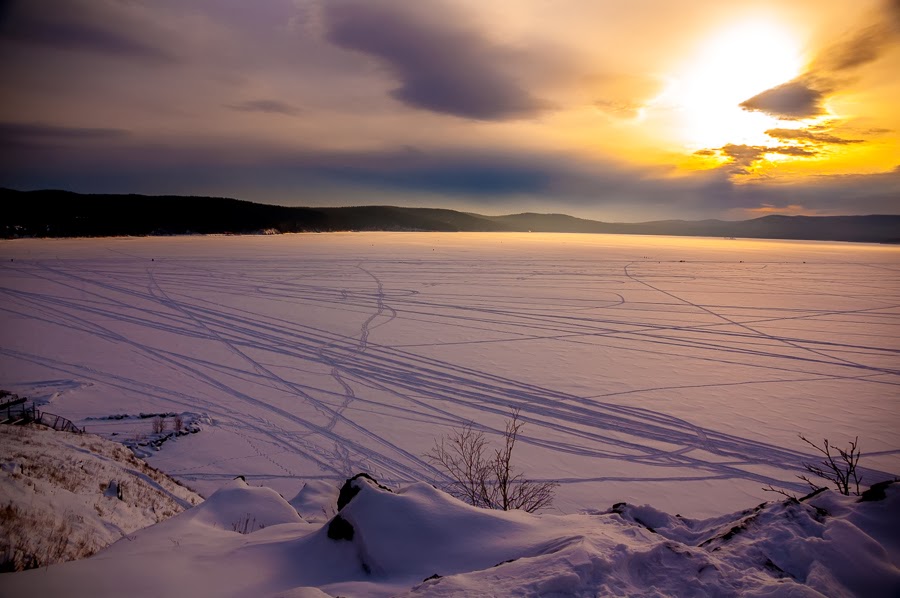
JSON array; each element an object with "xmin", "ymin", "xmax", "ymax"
[{"xmin": 656, "ymin": 19, "xmax": 805, "ymax": 149}]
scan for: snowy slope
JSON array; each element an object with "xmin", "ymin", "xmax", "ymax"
[
  {"xmin": 2, "ymin": 475, "xmax": 898, "ymax": 597},
  {"xmin": 0, "ymin": 424, "xmax": 202, "ymax": 571}
]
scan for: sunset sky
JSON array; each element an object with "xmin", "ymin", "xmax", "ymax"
[{"xmin": 1, "ymin": 0, "xmax": 898, "ymax": 221}]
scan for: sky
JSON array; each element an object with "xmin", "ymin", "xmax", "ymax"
[{"xmin": 1, "ymin": 0, "xmax": 898, "ymax": 221}]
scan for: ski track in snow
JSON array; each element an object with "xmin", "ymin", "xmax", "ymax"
[{"xmin": 1, "ymin": 235, "xmax": 898, "ymax": 512}]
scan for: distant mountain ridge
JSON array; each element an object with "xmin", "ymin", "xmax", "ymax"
[{"xmin": 2, "ymin": 188, "xmax": 898, "ymax": 243}]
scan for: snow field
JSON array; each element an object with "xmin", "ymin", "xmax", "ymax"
[{"xmin": 1, "ymin": 233, "xmax": 898, "ymax": 517}]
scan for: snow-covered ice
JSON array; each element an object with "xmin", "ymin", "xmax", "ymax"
[{"xmin": 1, "ymin": 233, "xmax": 898, "ymax": 517}]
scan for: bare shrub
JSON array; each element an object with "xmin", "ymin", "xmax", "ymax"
[
  {"xmin": 427, "ymin": 409, "xmax": 558, "ymax": 513},
  {"xmin": 173, "ymin": 414, "xmax": 184, "ymax": 432},
  {"xmin": 764, "ymin": 434, "xmax": 863, "ymax": 498},
  {"xmin": 797, "ymin": 434, "xmax": 863, "ymax": 496},
  {"xmin": 151, "ymin": 416, "xmax": 167, "ymax": 435},
  {"xmin": 0, "ymin": 503, "xmax": 96, "ymax": 571},
  {"xmin": 231, "ymin": 513, "xmax": 264, "ymax": 534}
]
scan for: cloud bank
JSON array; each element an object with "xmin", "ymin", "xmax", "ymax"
[
  {"xmin": 322, "ymin": 0, "xmax": 549, "ymax": 120},
  {"xmin": 0, "ymin": 0, "xmax": 179, "ymax": 65}
]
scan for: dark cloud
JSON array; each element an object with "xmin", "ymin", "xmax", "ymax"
[
  {"xmin": 322, "ymin": 0, "xmax": 548, "ymax": 120},
  {"xmin": 1, "ymin": 20, "xmax": 177, "ymax": 64},
  {"xmin": 0, "ymin": 137, "xmax": 558, "ymax": 197},
  {"xmin": 740, "ymin": 1, "xmax": 899, "ymax": 120},
  {"xmin": 244, "ymin": 146, "xmax": 558, "ymax": 196},
  {"xmin": 765, "ymin": 128, "xmax": 863, "ymax": 145},
  {"xmin": 715, "ymin": 143, "xmax": 817, "ymax": 174},
  {"xmin": 815, "ymin": 21, "xmax": 898, "ymax": 73},
  {"xmin": 719, "ymin": 144, "xmax": 768, "ymax": 173},
  {"xmin": 727, "ymin": 168, "xmax": 900, "ymax": 216},
  {"xmin": 0, "ymin": 0, "xmax": 178, "ymax": 65},
  {"xmin": 2, "ymin": 134, "xmax": 897, "ymax": 219},
  {"xmin": 318, "ymin": 162, "xmax": 552, "ymax": 196},
  {"xmin": 739, "ymin": 79, "xmax": 827, "ymax": 120},
  {"xmin": 227, "ymin": 100, "xmax": 301, "ymax": 116},
  {"xmin": 0, "ymin": 122, "xmax": 130, "ymax": 146},
  {"xmin": 771, "ymin": 146, "xmax": 818, "ymax": 156},
  {"xmin": 811, "ymin": 0, "xmax": 900, "ymax": 74}
]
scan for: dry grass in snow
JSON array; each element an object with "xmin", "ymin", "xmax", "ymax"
[{"xmin": 0, "ymin": 424, "xmax": 202, "ymax": 571}]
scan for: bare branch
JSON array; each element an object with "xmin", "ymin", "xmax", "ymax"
[
  {"xmin": 426, "ymin": 423, "xmax": 492, "ymax": 507},
  {"xmin": 761, "ymin": 484, "xmax": 798, "ymax": 500},
  {"xmin": 426, "ymin": 409, "xmax": 558, "ymax": 513},
  {"xmin": 796, "ymin": 434, "xmax": 863, "ymax": 496}
]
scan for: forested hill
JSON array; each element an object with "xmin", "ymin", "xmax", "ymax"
[{"xmin": 3, "ymin": 188, "xmax": 898, "ymax": 243}]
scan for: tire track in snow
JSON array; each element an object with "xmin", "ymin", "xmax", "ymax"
[
  {"xmin": 4, "ymin": 249, "xmax": 898, "ymax": 493},
  {"xmin": 142, "ymin": 267, "xmax": 429, "ymax": 482},
  {"xmin": 7, "ymin": 263, "xmax": 428, "ymax": 483},
  {"xmin": 317, "ymin": 264, "xmax": 395, "ymax": 435},
  {"xmin": 622, "ymin": 262, "xmax": 900, "ymax": 376}
]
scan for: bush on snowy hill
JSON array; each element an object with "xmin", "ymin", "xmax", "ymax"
[{"xmin": 427, "ymin": 409, "xmax": 559, "ymax": 513}]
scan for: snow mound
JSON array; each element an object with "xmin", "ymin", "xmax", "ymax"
[
  {"xmin": 2, "ymin": 475, "xmax": 898, "ymax": 597},
  {"xmin": 605, "ymin": 491, "xmax": 900, "ymax": 597},
  {"xmin": 331, "ymin": 476, "xmax": 542, "ymax": 579},
  {"xmin": 289, "ymin": 480, "xmax": 340, "ymax": 523},
  {"xmin": 178, "ymin": 477, "xmax": 303, "ymax": 532}
]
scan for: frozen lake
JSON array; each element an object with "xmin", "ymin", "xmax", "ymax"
[{"xmin": 2, "ymin": 232, "xmax": 898, "ymax": 516}]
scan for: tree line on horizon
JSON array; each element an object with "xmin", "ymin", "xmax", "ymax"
[{"xmin": 2, "ymin": 188, "xmax": 898, "ymax": 243}]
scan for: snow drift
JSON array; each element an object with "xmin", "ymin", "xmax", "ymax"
[{"xmin": 2, "ymin": 474, "xmax": 898, "ymax": 597}]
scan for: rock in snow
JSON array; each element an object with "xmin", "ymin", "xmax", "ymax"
[{"xmin": 1, "ymin": 473, "xmax": 898, "ymax": 597}]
